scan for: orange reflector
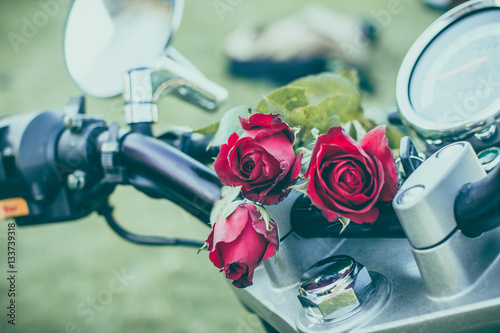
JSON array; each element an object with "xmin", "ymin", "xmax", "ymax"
[{"xmin": 0, "ymin": 198, "xmax": 29, "ymax": 220}]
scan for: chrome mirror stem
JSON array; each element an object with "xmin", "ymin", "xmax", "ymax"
[{"xmin": 123, "ymin": 55, "xmax": 228, "ymax": 127}]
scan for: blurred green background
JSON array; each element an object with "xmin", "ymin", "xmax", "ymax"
[{"xmin": 0, "ymin": 1, "xmax": 440, "ymax": 332}]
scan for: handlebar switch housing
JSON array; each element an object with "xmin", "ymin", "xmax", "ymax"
[{"xmin": 0, "ymin": 111, "xmax": 114, "ymax": 226}]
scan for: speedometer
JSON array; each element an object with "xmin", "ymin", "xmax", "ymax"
[{"xmin": 397, "ymin": 0, "xmax": 500, "ymax": 152}]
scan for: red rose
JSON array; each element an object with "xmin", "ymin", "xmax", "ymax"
[
  {"xmin": 206, "ymin": 203, "xmax": 278, "ymax": 288},
  {"xmin": 305, "ymin": 125, "xmax": 398, "ymax": 223},
  {"xmin": 214, "ymin": 113, "xmax": 302, "ymax": 205}
]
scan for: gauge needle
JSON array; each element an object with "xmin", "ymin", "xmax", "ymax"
[{"xmin": 436, "ymin": 55, "xmax": 488, "ymax": 81}]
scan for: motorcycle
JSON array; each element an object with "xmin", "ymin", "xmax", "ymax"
[{"xmin": 1, "ymin": 0, "xmax": 500, "ymax": 332}]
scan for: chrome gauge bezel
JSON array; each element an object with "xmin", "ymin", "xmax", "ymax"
[{"xmin": 396, "ymin": 0, "xmax": 500, "ymax": 143}]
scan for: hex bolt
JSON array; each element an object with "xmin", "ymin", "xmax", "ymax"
[
  {"xmin": 297, "ymin": 256, "xmax": 374, "ymax": 321},
  {"xmin": 67, "ymin": 170, "xmax": 86, "ymax": 190}
]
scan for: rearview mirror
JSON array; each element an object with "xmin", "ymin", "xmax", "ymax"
[{"xmin": 64, "ymin": 0, "xmax": 183, "ymax": 98}]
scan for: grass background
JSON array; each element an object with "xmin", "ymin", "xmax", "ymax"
[{"xmin": 0, "ymin": 1, "xmax": 440, "ymax": 332}]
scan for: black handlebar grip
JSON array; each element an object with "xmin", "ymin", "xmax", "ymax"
[
  {"xmin": 455, "ymin": 165, "xmax": 500, "ymax": 237},
  {"xmin": 119, "ymin": 132, "xmax": 222, "ymax": 225}
]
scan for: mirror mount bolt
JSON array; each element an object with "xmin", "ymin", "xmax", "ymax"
[{"xmin": 63, "ymin": 115, "xmax": 83, "ymax": 133}]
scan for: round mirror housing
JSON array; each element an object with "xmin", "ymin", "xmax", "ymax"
[{"xmin": 64, "ymin": 0, "xmax": 183, "ymax": 98}]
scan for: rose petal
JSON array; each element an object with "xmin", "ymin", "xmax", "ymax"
[
  {"xmin": 229, "ymin": 138, "xmax": 259, "ymax": 179},
  {"xmin": 240, "ymin": 153, "xmax": 257, "ymax": 176},
  {"xmin": 230, "ymin": 263, "xmax": 258, "ymax": 288},
  {"xmin": 305, "ymin": 127, "xmax": 362, "ymax": 178},
  {"xmin": 217, "ymin": 219, "xmax": 269, "ymax": 267},
  {"xmin": 305, "ymin": 126, "xmax": 394, "ymax": 225},
  {"xmin": 253, "ymin": 133, "xmax": 296, "ymax": 166},
  {"xmin": 259, "ymin": 152, "xmax": 281, "ymax": 179},
  {"xmin": 207, "ymin": 206, "xmax": 251, "ymax": 269},
  {"xmin": 361, "ymin": 125, "xmax": 398, "ymax": 201},
  {"xmin": 239, "ymin": 113, "xmax": 294, "ymax": 143},
  {"xmin": 306, "ymin": 170, "xmax": 332, "ymax": 215},
  {"xmin": 209, "ymin": 205, "xmax": 250, "ymax": 247},
  {"xmin": 214, "ymin": 132, "xmax": 245, "ymax": 186},
  {"xmin": 250, "ymin": 208, "xmax": 279, "ymax": 247},
  {"xmin": 249, "ymin": 157, "xmax": 264, "ymax": 181},
  {"xmin": 225, "ymin": 262, "xmax": 246, "ymax": 281},
  {"xmin": 217, "ymin": 113, "xmax": 301, "ymax": 205}
]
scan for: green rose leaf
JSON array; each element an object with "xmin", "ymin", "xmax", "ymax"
[
  {"xmin": 289, "ymin": 105, "xmax": 329, "ymax": 146},
  {"xmin": 357, "ymin": 116, "xmax": 377, "ymax": 132},
  {"xmin": 345, "ymin": 121, "xmax": 358, "ymax": 142},
  {"xmin": 339, "ymin": 69, "xmax": 361, "ymax": 88},
  {"xmin": 192, "ymin": 121, "xmax": 219, "ymax": 136},
  {"xmin": 264, "ymin": 86, "xmax": 309, "ymax": 111},
  {"xmin": 289, "ymin": 73, "xmax": 359, "ymax": 103},
  {"xmin": 288, "ymin": 73, "xmax": 363, "ymax": 123},
  {"xmin": 345, "ymin": 119, "xmax": 367, "ymax": 142},
  {"xmin": 317, "ymin": 93, "xmax": 363, "ymax": 123},
  {"xmin": 256, "ymin": 97, "xmax": 290, "ymax": 123},
  {"xmin": 210, "ymin": 186, "xmax": 242, "ymax": 225},
  {"xmin": 328, "ymin": 114, "xmax": 342, "ymax": 128},
  {"xmin": 256, "ymin": 86, "xmax": 308, "ymax": 124},
  {"xmin": 253, "ymin": 204, "xmax": 274, "ymax": 231},
  {"xmin": 208, "ymin": 105, "xmax": 251, "ymax": 148}
]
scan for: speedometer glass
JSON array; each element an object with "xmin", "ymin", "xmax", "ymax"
[{"xmin": 409, "ymin": 9, "xmax": 500, "ymax": 124}]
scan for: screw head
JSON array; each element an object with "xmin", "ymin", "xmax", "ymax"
[
  {"xmin": 67, "ymin": 170, "xmax": 86, "ymax": 190},
  {"xmin": 63, "ymin": 115, "xmax": 83, "ymax": 132}
]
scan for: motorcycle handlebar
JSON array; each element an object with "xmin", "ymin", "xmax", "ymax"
[
  {"xmin": 108, "ymin": 130, "xmax": 500, "ymax": 238},
  {"xmin": 118, "ymin": 132, "xmax": 222, "ymax": 225},
  {"xmin": 3, "ymin": 110, "xmax": 498, "ymax": 238}
]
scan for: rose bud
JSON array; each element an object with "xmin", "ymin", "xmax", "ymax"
[
  {"xmin": 214, "ymin": 113, "xmax": 302, "ymax": 205},
  {"xmin": 206, "ymin": 203, "xmax": 278, "ymax": 288},
  {"xmin": 305, "ymin": 125, "xmax": 398, "ymax": 224}
]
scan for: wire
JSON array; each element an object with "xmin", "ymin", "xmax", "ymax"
[{"xmin": 97, "ymin": 204, "xmax": 205, "ymax": 248}]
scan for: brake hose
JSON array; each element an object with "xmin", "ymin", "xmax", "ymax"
[
  {"xmin": 455, "ymin": 164, "xmax": 500, "ymax": 237},
  {"xmin": 97, "ymin": 204, "xmax": 205, "ymax": 248}
]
